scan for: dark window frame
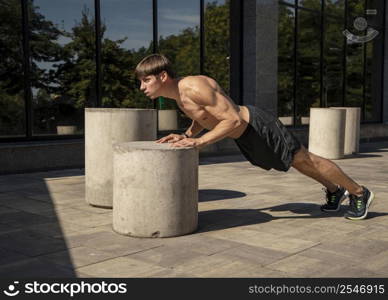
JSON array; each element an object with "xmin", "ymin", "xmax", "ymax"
[
  {"xmin": 2, "ymin": 0, "xmax": 236, "ymax": 142},
  {"xmin": 278, "ymin": 0, "xmax": 385, "ymax": 127}
]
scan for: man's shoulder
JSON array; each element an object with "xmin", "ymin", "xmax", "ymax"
[{"xmin": 179, "ymin": 75, "xmax": 213, "ymax": 86}]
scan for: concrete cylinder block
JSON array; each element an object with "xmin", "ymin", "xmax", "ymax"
[
  {"xmin": 85, "ymin": 108, "xmax": 157, "ymax": 208},
  {"xmin": 330, "ymin": 107, "xmax": 361, "ymax": 155},
  {"xmin": 308, "ymin": 108, "xmax": 346, "ymax": 159},
  {"xmin": 57, "ymin": 125, "xmax": 77, "ymax": 135},
  {"xmin": 113, "ymin": 141, "xmax": 198, "ymax": 238},
  {"xmin": 158, "ymin": 109, "xmax": 178, "ymax": 130}
]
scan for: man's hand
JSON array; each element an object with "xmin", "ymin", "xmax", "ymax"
[
  {"xmin": 156, "ymin": 133, "xmax": 185, "ymax": 144},
  {"xmin": 171, "ymin": 138, "xmax": 203, "ymax": 148}
]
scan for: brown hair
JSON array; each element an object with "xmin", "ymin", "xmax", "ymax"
[{"xmin": 135, "ymin": 54, "xmax": 176, "ymax": 79}]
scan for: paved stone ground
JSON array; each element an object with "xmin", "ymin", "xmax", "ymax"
[{"xmin": 0, "ymin": 142, "xmax": 388, "ymax": 278}]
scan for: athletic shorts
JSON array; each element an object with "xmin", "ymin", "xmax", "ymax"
[{"xmin": 234, "ymin": 105, "xmax": 302, "ymax": 172}]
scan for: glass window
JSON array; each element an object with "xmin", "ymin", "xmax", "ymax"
[
  {"xmin": 280, "ymin": 0, "xmax": 295, "ymax": 5},
  {"xmin": 158, "ymin": 0, "xmax": 200, "ymax": 76},
  {"xmin": 345, "ymin": 43, "xmax": 364, "ymax": 110},
  {"xmin": 324, "ymin": 15, "xmax": 345, "ymax": 108},
  {"xmin": 29, "ymin": 0, "xmax": 95, "ymax": 136},
  {"xmin": 298, "ymin": 0, "xmax": 321, "ymax": 11},
  {"xmin": 296, "ymin": 9, "xmax": 321, "ymax": 125},
  {"xmin": 325, "ymin": 0, "xmax": 344, "ymax": 18},
  {"xmin": 204, "ymin": 0, "xmax": 230, "ymax": 95},
  {"xmin": 158, "ymin": 0, "xmax": 201, "ymax": 131},
  {"xmin": 0, "ymin": 0, "xmax": 25, "ymax": 138},
  {"xmin": 345, "ymin": 0, "xmax": 365, "ymax": 114},
  {"xmin": 101, "ymin": 0, "xmax": 153, "ymax": 109},
  {"xmin": 278, "ymin": 4, "xmax": 295, "ymax": 125},
  {"xmin": 364, "ymin": 0, "xmax": 384, "ymax": 122}
]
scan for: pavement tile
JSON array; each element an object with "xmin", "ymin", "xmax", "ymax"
[
  {"xmin": 172, "ymin": 253, "xmax": 289, "ymax": 277},
  {"xmin": 361, "ymin": 249, "xmax": 388, "ymax": 275},
  {"xmin": 147, "ymin": 269, "xmax": 197, "ymax": 278},
  {"xmin": 0, "ymin": 195, "xmax": 56, "ymax": 215},
  {"xmin": 266, "ymin": 253, "xmax": 341, "ymax": 277},
  {"xmin": 77, "ymin": 257, "xmax": 167, "ymax": 278},
  {"xmin": 0, "ymin": 247, "xmax": 30, "ymax": 266},
  {"xmin": 0, "ymin": 222, "xmax": 20, "ymax": 234},
  {"xmin": 214, "ymin": 244, "xmax": 290, "ymax": 266},
  {"xmin": 28, "ymin": 221, "xmax": 89, "ymax": 238},
  {"xmin": 319, "ymin": 265, "xmax": 382, "ymax": 278},
  {"xmin": 67, "ymin": 202, "xmax": 112, "ymax": 214},
  {"xmin": 40, "ymin": 246, "xmax": 120, "ymax": 269},
  {"xmin": 0, "ymin": 229, "xmax": 69, "ymax": 257},
  {"xmin": 64, "ymin": 231, "xmax": 164, "ymax": 256},
  {"xmin": 0, "ymin": 211, "xmax": 54, "ymax": 228},
  {"xmin": 313, "ymin": 236, "xmax": 388, "ymax": 260},
  {"xmin": 0, "ymin": 142, "xmax": 387, "ymax": 278},
  {"xmin": 161, "ymin": 234, "xmax": 243, "ymax": 255},
  {"xmin": 51, "ymin": 209, "xmax": 112, "ymax": 227},
  {"xmin": 0, "ymin": 206, "xmax": 19, "ymax": 215},
  {"xmin": 25, "ymin": 191, "xmax": 85, "ymax": 206},
  {"xmin": 0, "ymin": 258, "xmax": 76, "ymax": 278},
  {"xmin": 127, "ymin": 245, "xmax": 205, "ymax": 268},
  {"xmin": 207, "ymin": 227, "xmax": 319, "ymax": 254}
]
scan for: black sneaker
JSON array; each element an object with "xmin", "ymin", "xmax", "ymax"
[
  {"xmin": 345, "ymin": 187, "xmax": 374, "ymax": 220},
  {"xmin": 320, "ymin": 186, "xmax": 349, "ymax": 212}
]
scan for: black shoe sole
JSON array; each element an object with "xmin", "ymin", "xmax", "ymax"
[{"xmin": 345, "ymin": 191, "xmax": 375, "ymax": 220}]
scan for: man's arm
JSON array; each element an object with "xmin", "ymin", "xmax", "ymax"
[{"xmin": 184, "ymin": 120, "xmax": 204, "ymax": 138}]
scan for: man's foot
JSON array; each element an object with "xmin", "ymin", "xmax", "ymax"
[
  {"xmin": 321, "ymin": 186, "xmax": 349, "ymax": 212},
  {"xmin": 345, "ymin": 187, "xmax": 374, "ymax": 220}
]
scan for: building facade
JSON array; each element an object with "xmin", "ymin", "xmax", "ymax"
[{"xmin": 0, "ymin": 0, "xmax": 387, "ymax": 173}]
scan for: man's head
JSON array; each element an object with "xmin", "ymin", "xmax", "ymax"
[{"xmin": 135, "ymin": 54, "xmax": 176, "ymax": 99}]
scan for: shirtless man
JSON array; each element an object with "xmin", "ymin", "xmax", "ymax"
[{"xmin": 135, "ymin": 54, "xmax": 374, "ymax": 220}]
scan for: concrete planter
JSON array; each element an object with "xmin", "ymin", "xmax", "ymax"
[
  {"xmin": 278, "ymin": 116, "xmax": 294, "ymax": 126},
  {"xmin": 330, "ymin": 107, "xmax": 361, "ymax": 155},
  {"xmin": 301, "ymin": 117, "xmax": 310, "ymax": 125},
  {"xmin": 56, "ymin": 125, "xmax": 77, "ymax": 135},
  {"xmin": 113, "ymin": 141, "xmax": 198, "ymax": 238},
  {"xmin": 158, "ymin": 109, "xmax": 178, "ymax": 130},
  {"xmin": 85, "ymin": 108, "xmax": 157, "ymax": 208},
  {"xmin": 308, "ymin": 108, "xmax": 346, "ymax": 159}
]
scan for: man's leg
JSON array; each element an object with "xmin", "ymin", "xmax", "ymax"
[
  {"xmin": 291, "ymin": 146, "xmax": 362, "ymax": 195},
  {"xmin": 291, "ymin": 146, "xmax": 374, "ymax": 220}
]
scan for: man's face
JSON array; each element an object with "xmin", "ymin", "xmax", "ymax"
[{"xmin": 139, "ymin": 74, "xmax": 163, "ymax": 99}]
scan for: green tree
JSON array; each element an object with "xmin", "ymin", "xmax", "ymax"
[
  {"xmin": 204, "ymin": 0, "xmax": 230, "ymax": 93},
  {"xmin": 52, "ymin": 8, "xmax": 152, "ymax": 111},
  {"xmin": 278, "ymin": 4, "xmax": 295, "ymax": 117},
  {"xmin": 0, "ymin": 0, "xmax": 62, "ymax": 135}
]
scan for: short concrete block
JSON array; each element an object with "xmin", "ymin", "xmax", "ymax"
[{"xmin": 113, "ymin": 141, "xmax": 198, "ymax": 238}]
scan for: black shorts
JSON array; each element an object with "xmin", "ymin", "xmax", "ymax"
[{"xmin": 234, "ymin": 105, "xmax": 302, "ymax": 172}]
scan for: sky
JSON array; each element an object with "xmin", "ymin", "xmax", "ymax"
[{"xmin": 32, "ymin": 0, "xmax": 225, "ymax": 51}]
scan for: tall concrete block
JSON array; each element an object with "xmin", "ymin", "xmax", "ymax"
[
  {"xmin": 85, "ymin": 108, "xmax": 157, "ymax": 208},
  {"xmin": 113, "ymin": 141, "xmax": 198, "ymax": 238},
  {"xmin": 330, "ymin": 107, "xmax": 361, "ymax": 155},
  {"xmin": 158, "ymin": 109, "xmax": 178, "ymax": 130},
  {"xmin": 308, "ymin": 108, "xmax": 346, "ymax": 159}
]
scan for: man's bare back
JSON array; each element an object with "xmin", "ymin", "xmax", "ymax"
[{"xmin": 176, "ymin": 75, "xmax": 249, "ymax": 139}]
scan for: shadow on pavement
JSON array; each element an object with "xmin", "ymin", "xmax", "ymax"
[
  {"xmin": 199, "ymin": 189, "xmax": 246, "ymax": 202},
  {"xmin": 197, "ymin": 203, "xmax": 388, "ymax": 233},
  {"xmin": 0, "ymin": 171, "xmax": 80, "ymax": 278}
]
